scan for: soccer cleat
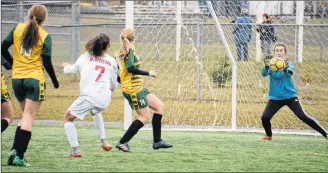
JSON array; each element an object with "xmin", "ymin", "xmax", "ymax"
[
  {"xmin": 259, "ymin": 136, "xmax": 272, "ymax": 140},
  {"xmin": 12, "ymin": 156, "xmax": 30, "ymax": 167},
  {"xmin": 7, "ymin": 149, "xmax": 17, "ymax": 165},
  {"xmin": 69, "ymin": 153, "xmax": 82, "ymax": 157},
  {"xmin": 69, "ymin": 146, "xmax": 82, "ymax": 157},
  {"xmin": 116, "ymin": 142, "xmax": 131, "ymax": 152},
  {"xmin": 101, "ymin": 139, "xmax": 112, "ymax": 151},
  {"xmin": 152, "ymin": 140, "xmax": 173, "ymax": 150}
]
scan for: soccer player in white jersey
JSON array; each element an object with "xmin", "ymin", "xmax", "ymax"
[{"xmin": 62, "ymin": 33, "xmax": 118, "ymax": 157}]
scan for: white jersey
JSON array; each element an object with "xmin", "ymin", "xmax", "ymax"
[{"xmin": 64, "ymin": 52, "xmax": 118, "ymax": 109}]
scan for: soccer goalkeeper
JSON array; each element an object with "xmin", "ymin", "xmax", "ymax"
[{"xmin": 260, "ymin": 42, "xmax": 328, "ymax": 141}]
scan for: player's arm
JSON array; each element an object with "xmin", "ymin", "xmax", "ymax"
[
  {"xmin": 125, "ymin": 49, "xmax": 155, "ymax": 76},
  {"xmin": 1, "ymin": 25, "xmax": 16, "ymax": 66},
  {"xmin": 283, "ymin": 61, "xmax": 294, "ymax": 77},
  {"xmin": 261, "ymin": 66, "xmax": 270, "ymax": 77},
  {"xmin": 1, "ymin": 56, "xmax": 12, "ymax": 70},
  {"xmin": 63, "ymin": 59, "xmax": 80, "ymax": 74},
  {"xmin": 42, "ymin": 35, "xmax": 59, "ymax": 88}
]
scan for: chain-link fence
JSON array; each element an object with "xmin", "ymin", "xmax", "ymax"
[{"xmin": 1, "ymin": 1, "xmax": 328, "ymax": 133}]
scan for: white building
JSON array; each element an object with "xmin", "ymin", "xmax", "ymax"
[{"xmin": 248, "ymin": 1, "xmax": 294, "ymax": 16}]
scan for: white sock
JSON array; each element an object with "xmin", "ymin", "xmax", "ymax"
[
  {"xmin": 92, "ymin": 113, "xmax": 106, "ymax": 139},
  {"xmin": 64, "ymin": 122, "xmax": 79, "ymax": 147}
]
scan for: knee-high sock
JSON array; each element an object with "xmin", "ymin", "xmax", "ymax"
[{"xmin": 64, "ymin": 122, "xmax": 79, "ymax": 147}]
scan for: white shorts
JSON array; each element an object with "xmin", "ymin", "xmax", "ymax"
[{"xmin": 69, "ymin": 96, "xmax": 103, "ymax": 120}]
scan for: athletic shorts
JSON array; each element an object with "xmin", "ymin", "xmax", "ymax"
[
  {"xmin": 69, "ymin": 96, "xmax": 103, "ymax": 120},
  {"xmin": 12, "ymin": 78, "xmax": 46, "ymax": 102},
  {"xmin": 123, "ymin": 88, "xmax": 150, "ymax": 110}
]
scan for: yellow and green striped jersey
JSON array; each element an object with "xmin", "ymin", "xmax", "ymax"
[
  {"xmin": 1, "ymin": 72, "xmax": 7, "ymax": 96},
  {"xmin": 119, "ymin": 49, "xmax": 143, "ymax": 94}
]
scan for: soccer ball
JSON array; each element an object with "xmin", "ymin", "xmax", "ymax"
[{"xmin": 269, "ymin": 57, "xmax": 286, "ymax": 72}]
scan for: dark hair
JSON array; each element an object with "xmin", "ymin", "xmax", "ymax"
[
  {"xmin": 262, "ymin": 13, "xmax": 269, "ymax": 20},
  {"xmin": 85, "ymin": 33, "xmax": 110, "ymax": 57},
  {"xmin": 22, "ymin": 5, "xmax": 47, "ymax": 51}
]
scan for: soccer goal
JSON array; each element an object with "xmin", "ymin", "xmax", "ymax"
[{"xmin": 124, "ymin": 1, "xmax": 328, "ymax": 136}]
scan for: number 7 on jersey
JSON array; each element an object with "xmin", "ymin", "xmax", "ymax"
[{"xmin": 95, "ymin": 65, "xmax": 105, "ymax": 81}]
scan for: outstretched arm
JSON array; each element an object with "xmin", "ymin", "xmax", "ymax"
[
  {"xmin": 125, "ymin": 49, "xmax": 155, "ymax": 77},
  {"xmin": 63, "ymin": 62, "xmax": 79, "ymax": 74}
]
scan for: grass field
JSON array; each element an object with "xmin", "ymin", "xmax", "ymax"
[{"xmin": 1, "ymin": 125, "xmax": 328, "ymax": 172}]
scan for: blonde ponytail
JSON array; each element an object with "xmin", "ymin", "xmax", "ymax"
[{"xmin": 117, "ymin": 28, "xmax": 136, "ymax": 60}]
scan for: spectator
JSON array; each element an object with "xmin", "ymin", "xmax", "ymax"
[
  {"xmin": 233, "ymin": 8, "xmax": 252, "ymax": 61},
  {"xmin": 256, "ymin": 13, "xmax": 277, "ymax": 58}
]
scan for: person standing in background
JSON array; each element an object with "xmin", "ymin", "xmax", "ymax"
[{"xmin": 233, "ymin": 8, "xmax": 252, "ymax": 61}]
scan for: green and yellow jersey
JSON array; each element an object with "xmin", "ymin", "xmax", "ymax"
[
  {"xmin": 4, "ymin": 23, "xmax": 52, "ymax": 82},
  {"xmin": 119, "ymin": 49, "xmax": 144, "ymax": 94}
]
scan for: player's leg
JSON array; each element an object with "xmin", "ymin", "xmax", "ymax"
[
  {"xmin": 147, "ymin": 92, "xmax": 173, "ymax": 150},
  {"xmin": 116, "ymin": 91, "xmax": 149, "ymax": 152},
  {"xmin": 64, "ymin": 97, "xmax": 92, "ymax": 157},
  {"xmin": 64, "ymin": 111, "xmax": 81, "ymax": 157},
  {"xmin": 9, "ymin": 78, "xmax": 43, "ymax": 166},
  {"xmin": 1, "ymin": 93, "xmax": 14, "ymax": 133},
  {"xmin": 8, "ymin": 79, "xmax": 26, "ymax": 159},
  {"xmin": 8, "ymin": 99, "xmax": 25, "ymax": 164},
  {"xmin": 287, "ymin": 97, "xmax": 328, "ymax": 140},
  {"xmin": 260, "ymin": 99, "xmax": 284, "ymax": 140},
  {"xmin": 116, "ymin": 107, "xmax": 149, "ymax": 152},
  {"xmin": 91, "ymin": 110, "xmax": 112, "ymax": 151},
  {"xmin": 11, "ymin": 99, "xmax": 41, "ymax": 167}
]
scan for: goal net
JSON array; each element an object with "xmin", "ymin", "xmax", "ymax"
[
  {"xmin": 1, "ymin": 1, "xmax": 327, "ymax": 135},
  {"xmin": 130, "ymin": 1, "xmax": 328, "ymax": 134}
]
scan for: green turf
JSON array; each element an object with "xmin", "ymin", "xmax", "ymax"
[{"xmin": 1, "ymin": 125, "xmax": 328, "ymax": 172}]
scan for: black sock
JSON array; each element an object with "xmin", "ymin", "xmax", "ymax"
[
  {"xmin": 119, "ymin": 120, "xmax": 144, "ymax": 144},
  {"xmin": 16, "ymin": 129, "xmax": 31, "ymax": 159},
  {"xmin": 152, "ymin": 113, "xmax": 162, "ymax": 143},
  {"xmin": 11, "ymin": 126, "xmax": 21, "ymax": 151},
  {"xmin": 1, "ymin": 119, "xmax": 9, "ymax": 133}
]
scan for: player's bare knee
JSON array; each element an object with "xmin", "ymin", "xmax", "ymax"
[
  {"xmin": 7, "ymin": 115, "xmax": 14, "ymax": 124},
  {"xmin": 160, "ymin": 102, "xmax": 164, "ymax": 114},
  {"xmin": 156, "ymin": 102, "xmax": 164, "ymax": 115},
  {"xmin": 138, "ymin": 114, "xmax": 151, "ymax": 124},
  {"xmin": 64, "ymin": 111, "xmax": 75, "ymax": 122}
]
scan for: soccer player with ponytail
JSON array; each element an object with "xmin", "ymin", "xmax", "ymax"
[
  {"xmin": 115, "ymin": 28, "xmax": 173, "ymax": 152},
  {"xmin": 63, "ymin": 33, "xmax": 118, "ymax": 157},
  {"xmin": 1, "ymin": 5, "xmax": 59, "ymax": 166}
]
